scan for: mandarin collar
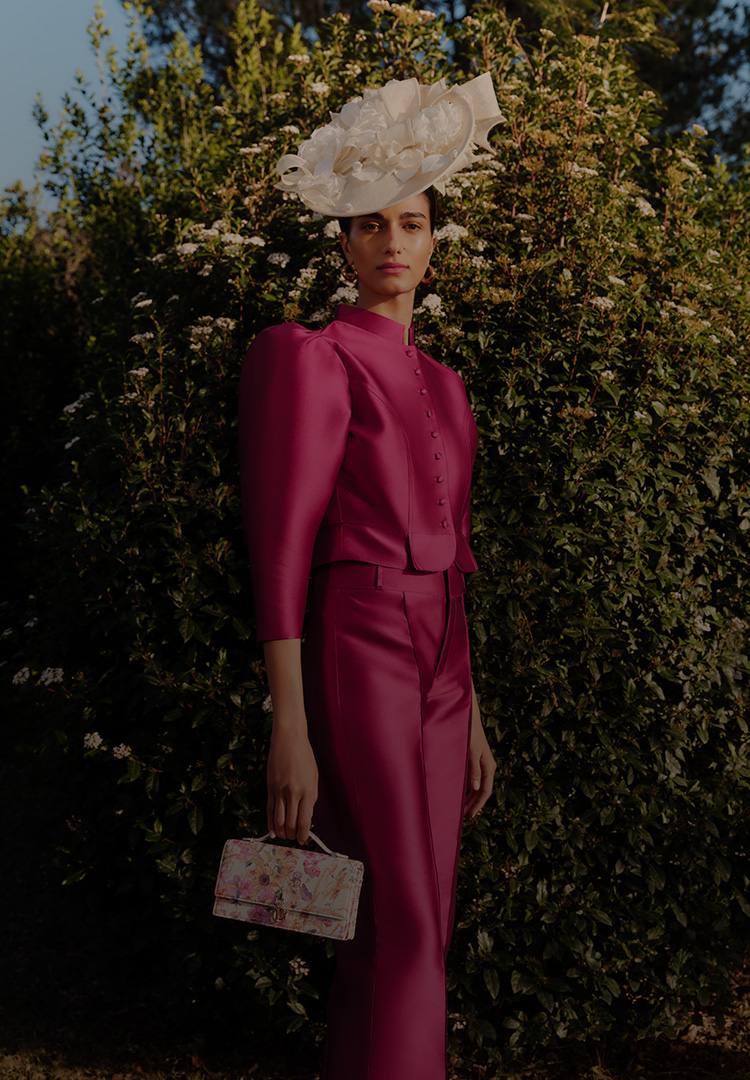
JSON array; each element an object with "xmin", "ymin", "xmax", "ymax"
[{"xmin": 335, "ymin": 304, "xmax": 415, "ymax": 347}]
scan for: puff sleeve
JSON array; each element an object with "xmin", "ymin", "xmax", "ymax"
[{"xmin": 239, "ymin": 324, "xmax": 351, "ymax": 641}]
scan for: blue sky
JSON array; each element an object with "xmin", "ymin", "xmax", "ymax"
[{"xmin": 1, "ymin": 0, "xmax": 133, "ymax": 192}]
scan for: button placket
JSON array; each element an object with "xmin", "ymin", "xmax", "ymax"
[{"xmin": 411, "ymin": 356, "xmax": 452, "ymax": 534}]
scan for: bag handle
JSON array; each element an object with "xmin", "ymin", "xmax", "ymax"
[{"xmin": 243, "ymin": 831, "xmax": 349, "ymax": 860}]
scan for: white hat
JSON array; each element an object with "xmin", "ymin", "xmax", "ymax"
[{"xmin": 275, "ymin": 72, "xmax": 505, "ymax": 217}]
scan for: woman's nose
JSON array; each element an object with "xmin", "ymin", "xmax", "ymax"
[{"xmin": 383, "ymin": 227, "xmax": 402, "ymax": 253}]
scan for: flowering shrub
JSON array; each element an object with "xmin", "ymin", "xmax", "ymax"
[{"xmin": 3, "ymin": 0, "xmax": 750, "ymax": 1069}]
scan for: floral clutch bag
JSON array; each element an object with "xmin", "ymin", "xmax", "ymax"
[{"xmin": 213, "ymin": 832, "xmax": 364, "ymax": 941}]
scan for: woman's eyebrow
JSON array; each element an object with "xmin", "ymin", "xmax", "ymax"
[{"xmin": 356, "ymin": 211, "xmax": 427, "ymax": 222}]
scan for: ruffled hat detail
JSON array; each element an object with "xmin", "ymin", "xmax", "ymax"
[{"xmin": 275, "ymin": 72, "xmax": 505, "ymax": 217}]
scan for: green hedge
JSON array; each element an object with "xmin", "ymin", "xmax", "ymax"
[{"xmin": 3, "ymin": 0, "xmax": 750, "ymax": 1070}]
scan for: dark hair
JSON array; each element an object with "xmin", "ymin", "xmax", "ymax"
[{"xmin": 337, "ymin": 186, "xmax": 438, "ymax": 235}]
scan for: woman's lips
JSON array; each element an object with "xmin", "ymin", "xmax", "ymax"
[{"xmin": 378, "ymin": 263, "xmax": 408, "ymax": 274}]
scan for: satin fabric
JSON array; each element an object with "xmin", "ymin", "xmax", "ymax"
[
  {"xmin": 239, "ymin": 306, "xmax": 479, "ymax": 1077},
  {"xmin": 239, "ymin": 304, "xmax": 478, "ymax": 641},
  {"xmin": 302, "ymin": 562, "xmax": 472, "ymax": 1080}
]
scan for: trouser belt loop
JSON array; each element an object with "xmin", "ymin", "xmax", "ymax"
[{"xmin": 375, "ymin": 565, "xmax": 384, "ymax": 590}]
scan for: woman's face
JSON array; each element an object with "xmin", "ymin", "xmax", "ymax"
[{"xmin": 338, "ymin": 193, "xmax": 437, "ymax": 301}]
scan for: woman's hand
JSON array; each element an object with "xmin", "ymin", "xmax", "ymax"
[
  {"xmin": 267, "ymin": 718, "xmax": 319, "ymax": 844},
  {"xmin": 464, "ymin": 681, "xmax": 496, "ymax": 819}
]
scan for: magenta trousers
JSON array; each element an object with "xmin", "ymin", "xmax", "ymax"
[{"xmin": 301, "ymin": 561, "xmax": 472, "ymax": 1080}]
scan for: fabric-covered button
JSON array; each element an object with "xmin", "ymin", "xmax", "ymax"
[
  {"xmin": 438, "ymin": 497, "xmax": 446, "ymax": 506},
  {"xmin": 436, "ymin": 475, "xmax": 444, "ymax": 483},
  {"xmin": 434, "ymin": 451, "xmax": 443, "ymax": 460},
  {"xmin": 431, "ymin": 431, "xmax": 439, "ymax": 438},
  {"xmin": 414, "ymin": 367, "xmax": 422, "ymax": 375},
  {"xmin": 426, "ymin": 409, "xmax": 433, "ymax": 417},
  {"xmin": 419, "ymin": 388, "xmax": 428, "ymax": 396},
  {"xmin": 406, "ymin": 349, "xmax": 415, "ymax": 358},
  {"xmin": 441, "ymin": 520, "xmax": 449, "ymax": 529}
]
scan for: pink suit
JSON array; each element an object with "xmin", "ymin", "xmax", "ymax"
[{"xmin": 239, "ymin": 304, "xmax": 479, "ymax": 1079}]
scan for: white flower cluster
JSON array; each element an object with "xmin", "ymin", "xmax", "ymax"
[
  {"xmin": 63, "ymin": 392, "xmax": 94, "ymax": 415},
  {"xmin": 600, "ymin": 369, "xmax": 617, "ymax": 382},
  {"xmin": 84, "ymin": 731, "xmax": 103, "ymax": 749},
  {"xmin": 112, "ymin": 743, "xmax": 132, "ymax": 759},
  {"xmin": 188, "ymin": 323, "xmax": 213, "ymax": 350},
  {"xmin": 419, "ymin": 293, "xmax": 443, "ymax": 314},
  {"xmin": 176, "ymin": 242, "xmax": 200, "ymax": 256},
  {"xmin": 130, "ymin": 332, "xmax": 154, "ymax": 345},
  {"xmin": 367, "ymin": 0, "xmax": 436, "ymax": 22},
  {"xmin": 311, "ymin": 82, "xmax": 330, "ymax": 96},
  {"xmin": 12, "ymin": 667, "xmax": 30, "ymax": 685},
  {"xmin": 289, "ymin": 957, "xmax": 310, "ymax": 976},
  {"xmin": 40, "ymin": 667, "xmax": 64, "ymax": 685},
  {"xmin": 675, "ymin": 149, "xmax": 703, "ymax": 175},
  {"xmin": 567, "ymin": 162, "xmax": 598, "ymax": 178},
  {"xmin": 661, "ymin": 300, "xmax": 697, "ymax": 318},
  {"xmin": 560, "ymin": 405, "xmax": 597, "ymax": 420},
  {"xmin": 134, "ymin": 298, "xmax": 153, "ymax": 309},
  {"xmin": 215, "ymin": 317, "xmax": 237, "ymax": 331},
  {"xmin": 435, "ymin": 222, "xmax": 468, "ymax": 243},
  {"xmin": 607, "ymin": 275, "xmax": 626, "ymax": 286},
  {"xmin": 239, "ymin": 145, "xmax": 264, "ymax": 156},
  {"xmin": 191, "ymin": 224, "xmax": 221, "ymax": 240},
  {"xmin": 288, "ymin": 53, "xmax": 311, "ymax": 64},
  {"xmin": 332, "ymin": 284, "xmax": 359, "ymax": 304},
  {"xmin": 590, "ymin": 295, "xmax": 615, "ymax": 313},
  {"xmin": 323, "ymin": 220, "xmax": 341, "ymax": 238},
  {"xmin": 268, "ymin": 252, "xmax": 291, "ymax": 268},
  {"xmin": 64, "ymin": 437, "xmax": 81, "ymax": 450},
  {"xmin": 634, "ymin": 196, "xmax": 656, "ymax": 218},
  {"xmin": 262, "ymin": 694, "xmax": 273, "ymax": 714}
]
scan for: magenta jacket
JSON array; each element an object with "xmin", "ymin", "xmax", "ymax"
[{"xmin": 239, "ymin": 303, "xmax": 479, "ymax": 641}]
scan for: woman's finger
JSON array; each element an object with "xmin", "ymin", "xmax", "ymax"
[
  {"xmin": 272, "ymin": 794, "xmax": 288, "ymax": 839},
  {"xmin": 296, "ymin": 792, "xmax": 317, "ymax": 845},
  {"xmin": 464, "ymin": 753, "xmax": 496, "ymax": 817}
]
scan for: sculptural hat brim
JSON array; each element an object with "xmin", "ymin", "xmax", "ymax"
[{"xmin": 274, "ymin": 72, "xmax": 505, "ymax": 218}]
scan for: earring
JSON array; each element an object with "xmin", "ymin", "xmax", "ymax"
[
  {"xmin": 342, "ymin": 262, "xmax": 358, "ymax": 283},
  {"xmin": 421, "ymin": 265, "xmax": 435, "ymax": 284}
]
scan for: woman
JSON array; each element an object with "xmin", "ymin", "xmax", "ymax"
[{"xmin": 239, "ymin": 73, "xmax": 503, "ymax": 1080}]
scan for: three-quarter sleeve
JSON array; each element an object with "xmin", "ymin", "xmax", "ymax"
[{"xmin": 239, "ymin": 324, "xmax": 351, "ymax": 641}]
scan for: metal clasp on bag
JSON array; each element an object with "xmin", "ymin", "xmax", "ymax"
[{"xmin": 272, "ymin": 890, "xmax": 287, "ymax": 922}]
